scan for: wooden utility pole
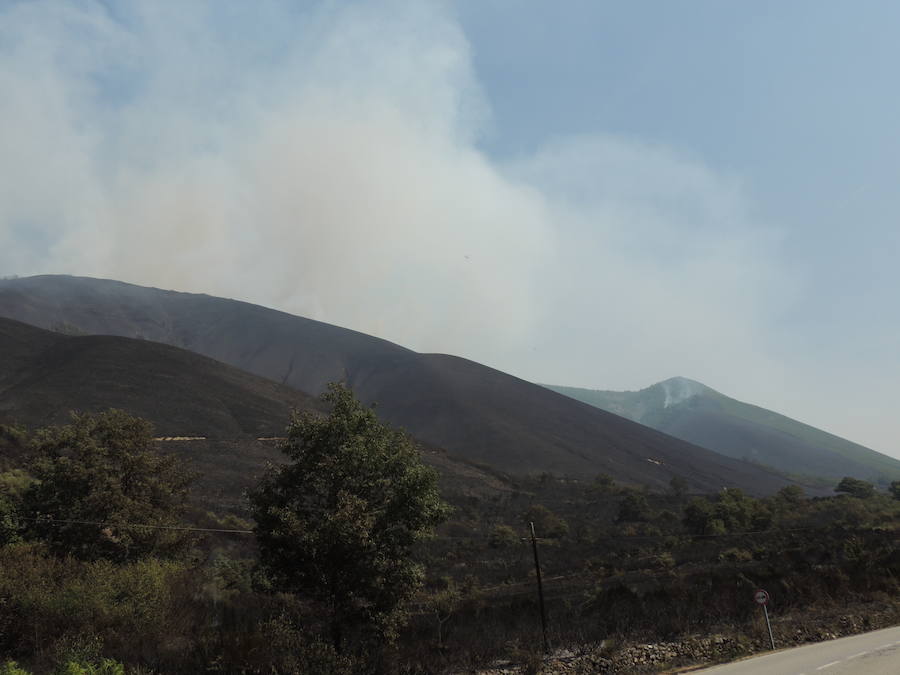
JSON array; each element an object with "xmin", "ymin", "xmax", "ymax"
[{"xmin": 529, "ymin": 521, "xmax": 549, "ymax": 653}]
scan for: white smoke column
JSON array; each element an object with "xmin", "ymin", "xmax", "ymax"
[{"xmin": 0, "ymin": 0, "xmax": 792, "ymax": 397}]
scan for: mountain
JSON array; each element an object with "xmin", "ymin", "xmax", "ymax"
[
  {"xmin": 0, "ymin": 316, "xmax": 514, "ymax": 505},
  {"xmin": 0, "ymin": 315, "xmax": 321, "ymax": 436},
  {"xmin": 545, "ymin": 377, "xmax": 900, "ymax": 484},
  {"xmin": 0, "ymin": 275, "xmax": 797, "ymax": 494}
]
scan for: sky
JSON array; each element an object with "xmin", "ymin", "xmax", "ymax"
[{"xmin": 1, "ymin": 0, "xmax": 898, "ymax": 459}]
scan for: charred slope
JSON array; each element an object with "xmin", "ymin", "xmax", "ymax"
[
  {"xmin": 0, "ymin": 275, "xmax": 794, "ymax": 493},
  {"xmin": 0, "ymin": 317, "xmax": 320, "ymax": 436},
  {"xmin": 0, "ymin": 317, "xmax": 510, "ymax": 504}
]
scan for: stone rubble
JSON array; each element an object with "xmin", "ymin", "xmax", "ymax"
[{"xmin": 471, "ymin": 603, "xmax": 900, "ymax": 674}]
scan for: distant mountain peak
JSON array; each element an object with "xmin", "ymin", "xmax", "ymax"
[
  {"xmin": 544, "ymin": 377, "xmax": 900, "ymax": 484},
  {"xmin": 653, "ymin": 377, "xmax": 713, "ymax": 408}
]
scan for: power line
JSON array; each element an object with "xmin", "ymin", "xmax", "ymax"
[{"xmin": 19, "ymin": 516, "xmax": 253, "ymax": 535}]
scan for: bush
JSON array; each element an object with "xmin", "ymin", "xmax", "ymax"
[
  {"xmin": 835, "ymin": 477, "xmax": 876, "ymax": 499},
  {"xmin": 523, "ymin": 504, "xmax": 569, "ymax": 538},
  {"xmin": 0, "ymin": 543, "xmax": 191, "ymax": 663},
  {"xmin": 0, "ymin": 662, "xmax": 30, "ymax": 675},
  {"xmin": 55, "ymin": 659, "xmax": 124, "ymax": 675}
]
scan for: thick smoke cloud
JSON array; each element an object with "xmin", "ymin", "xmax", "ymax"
[{"xmin": 3, "ymin": 0, "xmax": 851, "ymax": 449}]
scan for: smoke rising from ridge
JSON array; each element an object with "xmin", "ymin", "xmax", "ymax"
[{"xmin": 0, "ymin": 1, "xmax": 794, "ymax": 406}]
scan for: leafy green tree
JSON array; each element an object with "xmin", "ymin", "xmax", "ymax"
[
  {"xmin": 21, "ymin": 410, "xmax": 193, "ymax": 562},
  {"xmin": 890, "ymin": 480, "xmax": 900, "ymax": 500},
  {"xmin": 250, "ymin": 383, "xmax": 450, "ymax": 649},
  {"xmin": 714, "ymin": 488, "xmax": 770, "ymax": 531},
  {"xmin": 776, "ymin": 484, "xmax": 805, "ymax": 506},
  {"xmin": 683, "ymin": 497, "xmax": 724, "ymax": 535},
  {"xmin": 835, "ymin": 476, "xmax": 876, "ymax": 499}
]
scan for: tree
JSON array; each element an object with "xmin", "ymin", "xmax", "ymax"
[
  {"xmin": 21, "ymin": 410, "xmax": 193, "ymax": 562},
  {"xmin": 683, "ymin": 497, "xmax": 724, "ymax": 535},
  {"xmin": 249, "ymin": 383, "xmax": 450, "ymax": 649},
  {"xmin": 426, "ymin": 577, "xmax": 461, "ymax": 648},
  {"xmin": 776, "ymin": 484, "xmax": 805, "ymax": 506},
  {"xmin": 835, "ymin": 476, "xmax": 876, "ymax": 499},
  {"xmin": 890, "ymin": 480, "xmax": 900, "ymax": 501},
  {"xmin": 714, "ymin": 488, "xmax": 770, "ymax": 532}
]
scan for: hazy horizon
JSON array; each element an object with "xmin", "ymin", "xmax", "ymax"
[{"xmin": 2, "ymin": 1, "xmax": 898, "ymax": 460}]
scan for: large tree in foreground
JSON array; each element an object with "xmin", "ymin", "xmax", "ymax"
[
  {"xmin": 250, "ymin": 383, "xmax": 449, "ymax": 648},
  {"xmin": 22, "ymin": 410, "xmax": 193, "ymax": 562}
]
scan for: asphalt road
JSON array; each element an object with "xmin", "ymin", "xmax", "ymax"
[{"xmin": 694, "ymin": 625, "xmax": 900, "ymax": 674}]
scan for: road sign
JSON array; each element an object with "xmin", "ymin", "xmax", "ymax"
[{"xmin": 754, "ymin": 589, "xmax": 776, "ymax": 649}]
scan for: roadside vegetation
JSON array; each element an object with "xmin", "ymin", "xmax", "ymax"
[{"xmin": 0, "ymin": 397, "xmax": 898, "ymax": 673}]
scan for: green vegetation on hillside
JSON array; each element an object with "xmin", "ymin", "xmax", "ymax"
[{"xmin": 0, "ymin": 400, "xmax": 897, "ymax": 672}]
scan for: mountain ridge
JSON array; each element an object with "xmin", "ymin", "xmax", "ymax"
[
  {"xmin": 0, "ymin": 275, "xmax": 797, "ymax": 494},
  {"xmin": 545, "ymin": 378, "xmax": 900, "ymax": 484}
]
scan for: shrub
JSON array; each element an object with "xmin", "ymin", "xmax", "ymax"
[
  {"xmin": 0, "ymin": 543, "xmax": 192, "ymax": 663},
  {"xmin": 55, "ymin": 659, "xmax": 124, "ymax": 675},
  {"xmin": 0, "ymin": 662, "xmax": 30, "ymax": 675},
  {"xmin": 523, "ymin": 504, "xmax": 569, "ymax": 538}
]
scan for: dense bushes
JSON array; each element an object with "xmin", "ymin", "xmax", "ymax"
[
  {"xmin": 0, "ymin": 543, "xmax": 188, "ymax": 667},
  {"xmin": 0, "ymin": 408, "xmax": 897, "ymax": 672},
  {"xmin": 0, "ymin": 542, "xmax": 357, "ymax": 673}
]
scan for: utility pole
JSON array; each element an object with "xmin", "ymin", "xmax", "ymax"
[{"xmin": 529, "ymin": 521, "xmax": 549, "ymax": 653}]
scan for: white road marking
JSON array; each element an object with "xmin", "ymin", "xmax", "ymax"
[
  {"xmin": 816, "ymin": 662, "xmax": 840, "ymax": 671},
  {"xmin": 847, "ymin": 651, "xmax": 868, "ymax": 659},
  {"xmin": 874, "ymin": 643, "xmax": 892, "ymax": 650}
]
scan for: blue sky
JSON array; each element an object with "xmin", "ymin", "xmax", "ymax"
[{"xmin": 1, "ymin": 0, "xmax": 898, "ymax": 459}]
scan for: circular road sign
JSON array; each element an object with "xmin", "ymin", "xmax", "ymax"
[{"xmin": 754, "ymin": 589, "xmax": 770, "ymax": 606}]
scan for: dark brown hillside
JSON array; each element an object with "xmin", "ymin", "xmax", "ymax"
[
  {"xmin": 0, "ymin": 275, "xmax": 795, "ymax": 494},
  {"xmin": 0, "ymin": 317, "xmax": 515, "ymax": 504},
  {"xmin": 347, "ymin": 353, "xmax": 794, "ymax": 491},
  {"xmin": 0, "ymin": 317, "xmax": 321, "ymax": 436}
]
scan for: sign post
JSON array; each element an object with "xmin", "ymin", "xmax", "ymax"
[{"xmin": 754, "ymin": 589, "xmax": 775, "ymax": 650}]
